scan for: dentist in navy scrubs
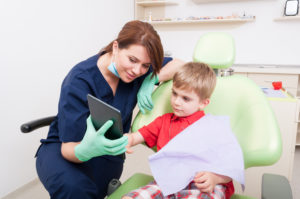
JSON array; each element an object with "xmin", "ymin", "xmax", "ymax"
[{"xmin": 35, "ymin": 20, "xmax": 184, "ymax": 199}]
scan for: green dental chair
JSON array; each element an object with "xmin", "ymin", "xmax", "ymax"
[
  {"xmin": 106, "ymin": 32, "xmax": 293, "ymax": 199},
  {"xmin": 21, "ymin": 32, "xmax": 293, "ymax": 199}
]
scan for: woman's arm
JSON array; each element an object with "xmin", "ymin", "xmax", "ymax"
[
  {"xmin": 124, "ymin": 132, "xmax": 145, "ymax": 153},
  {"xmin": 137, "ymin": 58, "xmax": 185, "ymax": 114},
  {"xmin": 157, "ymin": 58, "xmax": 185, "ymax": 82},
  {"xmin": 61, "ymin": 142, "xmax": 83, "ymax": 163}
]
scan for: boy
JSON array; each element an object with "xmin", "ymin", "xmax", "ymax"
[{"xmin": 123, "ymin": 62, "xmax": 236, "ymax": 199}]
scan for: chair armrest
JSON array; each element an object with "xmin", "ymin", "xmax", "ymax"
[
  {"xmin": 20, "ymin": 116, "xmax": 56, "ymax": 133},
  {"xmin": 262, "ymin": 173, "xmax": 293, "ymax": 199}
]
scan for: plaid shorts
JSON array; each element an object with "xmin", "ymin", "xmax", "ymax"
[{"xmin": 123, "ymin": 181, "xmax": 226, "ymax": 199}]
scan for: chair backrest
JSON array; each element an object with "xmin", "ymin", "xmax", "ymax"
[
  {"xmin": 132, "ymin": 32, "xmax": 282, "ymax": 169},
  {"xmin": 193, "ymin": 32, "xmax": 235, "ymax": 69}
]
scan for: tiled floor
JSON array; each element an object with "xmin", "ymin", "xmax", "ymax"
[{"xmin": 2, "ymin": 146, "xmax": 300, "ymax": 199}]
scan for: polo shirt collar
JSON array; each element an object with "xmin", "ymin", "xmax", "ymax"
[{"xmin": 171, "ymin": 110, "xmax": 205, "ymax": 124}]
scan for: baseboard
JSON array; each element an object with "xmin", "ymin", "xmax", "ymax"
[{"xmin": 1, "ymin": 178, "xmax": 46, "ymax": 199}]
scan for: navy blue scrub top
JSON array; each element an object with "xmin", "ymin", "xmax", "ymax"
[{"xmin": 42, "ymin": 52, "xmax": 172, "ymax": 144}]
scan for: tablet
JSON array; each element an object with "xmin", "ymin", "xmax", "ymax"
[{"xmin": 87, "ymin": 94, "xmax": 123, "ymax": 140}]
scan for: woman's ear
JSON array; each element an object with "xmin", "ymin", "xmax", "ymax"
[
  {"xmin": 112, "ymin": 41, "xmax": 119, "ymax": 57},
  {"xmin": 112, "ymin": 40, "xmax": 119, "ymax": 51}
]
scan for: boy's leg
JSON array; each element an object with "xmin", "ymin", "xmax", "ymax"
[
  {"xmin": 122, "ymin": 181, "xmax": 226, "ymax": 199},
  {"xmin": 122, "ymin": 181, "xmax": 164, "ymax": 199},
  {"xmin": 171, "ymin": 182, "xmax": 226, "ymax": 199}
]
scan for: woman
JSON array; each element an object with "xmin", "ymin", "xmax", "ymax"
[{"xmin": 36, "ymin": 20, "xmax": 184, "ymax": 199}]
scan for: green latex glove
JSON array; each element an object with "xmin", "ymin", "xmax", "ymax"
[
  {"xmin": 75, "ymin": 116, "xmax": 128, "ymax": 162},
  {"xmin": 137, "ymin": 72, "xmax": 159, "ymax": 114}
]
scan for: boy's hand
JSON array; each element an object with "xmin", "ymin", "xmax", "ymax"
[
  {"xmin": 124, "ymin": 132, "xmax": 145, "ymax": 154},
  {"xmin": 193, "ymin": 171, "xmax": 218, "ymax": 193},
  {"xmin": 124, "ymin": 134, "xmax": 134, "ymax": 154}
]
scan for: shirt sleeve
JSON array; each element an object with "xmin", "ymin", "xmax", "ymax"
[
  {"xmin": 57, "ymin": 73, "xmax": 91, "ymax": 142},
  {"xmin": 138, "ymin": 115, "xmax": 164, "ymax": 148},
  {"xmin": 162, "ymin": 57, "xmax": 173, "ymax": 66}
]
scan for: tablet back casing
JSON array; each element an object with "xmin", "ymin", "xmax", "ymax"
[{"xmin": 87, "ymin": 94, "xmax": 123, "ymax": 140}]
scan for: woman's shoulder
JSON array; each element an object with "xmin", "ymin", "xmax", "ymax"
[
  {"xmin": 63, "ymin": 54, "xmax": 100, "ymax": 85},
  {"xmin": 72, "ymin": 54, "xmax": 100, "ymax": 74}
]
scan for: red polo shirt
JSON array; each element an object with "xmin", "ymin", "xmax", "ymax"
[
  {"xmin": 139, "ymin": 110, "xmax": 205, "ymax": 151},
  {"xmin": 139, "ymin": 110, "xmax": 234, "ymax": 198}
]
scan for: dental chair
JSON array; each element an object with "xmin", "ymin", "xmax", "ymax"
[
  {"xmin": 21, "ymin": 32, "xmax": 293, "ymax": 199},
  {"xmin": 106, "ymin": 32, "xmax": 293, "ymax": 199}
]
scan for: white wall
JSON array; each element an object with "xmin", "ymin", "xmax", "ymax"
[
  {"xmin": 0, "ymin": 0, "xmax": 133, "ymax": 197},
  {"xmin": 152, "ymin": 0, "xmax": 300, "ymax": 66}
]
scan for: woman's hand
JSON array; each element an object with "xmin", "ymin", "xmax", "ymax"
[
  {"xmin": 137, "ymin": 73, "xmax": 159, "ymax": 114},
  {"xmin": 74, "ymin": 116, "xmax": 128, "ymax": 162}
]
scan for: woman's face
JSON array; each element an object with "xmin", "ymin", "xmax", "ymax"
[{"xmin": 114, "ymin": 44, "xmax": 152, "ymax": 83}]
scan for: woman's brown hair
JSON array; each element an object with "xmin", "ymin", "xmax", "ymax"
[{"xmin": 102, "ymin": 20, "xmax": 164, "ymax": 77}]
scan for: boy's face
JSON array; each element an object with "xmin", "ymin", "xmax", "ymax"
[{"xmin": 171, "ymin": 86, "xmax": 209, "ymax": 117}]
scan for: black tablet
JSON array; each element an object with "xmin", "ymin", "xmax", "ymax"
[{"xmin": 87, "ymin": 94, "xmax": 123, "ymax": 140}]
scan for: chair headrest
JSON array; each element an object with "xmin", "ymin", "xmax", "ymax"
[{"xmin": 193, "ymin": 32, "xmax": 235, "ymax": 69}]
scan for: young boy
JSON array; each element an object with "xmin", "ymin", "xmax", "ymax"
[{"xmin": 123, "ymin": 62, "xmax": 235, "ymax": 199}]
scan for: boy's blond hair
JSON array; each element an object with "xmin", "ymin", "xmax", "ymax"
[{"xmin": 173, "ymin": 62, "xmax": 216, "ymax": 100}]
